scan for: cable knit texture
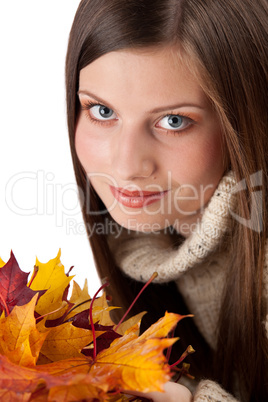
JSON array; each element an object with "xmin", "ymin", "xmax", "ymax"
[
  {"xmin": 108, "ymin": 172, "xmax": 268, "ymax": 401},
  {"xmin": 193, "ymin": 381, "xmax": 238, "ymax": 401}
]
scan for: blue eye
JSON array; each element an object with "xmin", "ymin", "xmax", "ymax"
[
  {"xmin": 157, "ymin": 114, "xmax": 191, "ymax": 131},
  {"xmin": 90, "ymin": 105, "xmax": 115, "ymax": 120},
  {"xmin": 167, "ymin": 115, "xmax": 183, "ymax": 128}
]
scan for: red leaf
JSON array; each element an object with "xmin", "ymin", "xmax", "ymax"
[
  {"xmin": 0, "ymin": 251, "xmax": 46, "ymax": 315},
  {"xmin": 82, "ymin": 326, "xmax": 122, "ymax": 358},
  {"xmin": 67, "ymin": 310, "xmax": 122, "ymax": 355}
]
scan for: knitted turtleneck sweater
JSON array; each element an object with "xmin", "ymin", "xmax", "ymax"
[{"xmin": 108, "ymin": 172, "xmax": 268, "ymax": 401}]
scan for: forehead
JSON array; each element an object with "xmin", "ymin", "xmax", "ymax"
[{"xmin": 79, "ymin": 46, "xmax": 207, "ymax": 108}]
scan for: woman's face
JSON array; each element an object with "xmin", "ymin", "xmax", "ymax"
[{"xmin": 75, "ymin": 46, "xmax": 225, "ymax": 236}]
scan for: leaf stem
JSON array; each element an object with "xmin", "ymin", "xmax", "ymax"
[
  {"xmin": 64, "ymin": 299, "xmax": 91, "ymax": 319},
  {"xmin": 89, "ymin": 281, "xmax": 110, "ymax": 360},
  {"xmin": 165, "ymin": 327, "xmax": 176, "ymax": 363},
  {"xmin": 28, "ymin": 265, "xmax": 39, "ymax": 288},
  {"xmin": 174, "ymin": 362, "xmax": 195, "ymax": 382},
  {"xmin": 36, "ymin": 304, "xmax": 73, "ymax": 322},
  {"xmin": 114, "ymin": 272, "xmax": 158, "ymax": 333},
  {"xmin": 0, "ymin": 293, "xmax": 9, "ymax": 316},
  {"xmin": 169, "ymin": 345, "xmax": 195, "ymax": 368}
]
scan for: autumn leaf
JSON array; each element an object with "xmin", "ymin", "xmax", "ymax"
[
  {"xmin": 0, "ymin": 294, "xmax": 48, "ymax": 367},
  {"xmin": 90, "ymin": 312, "xmax": 180, "ymax": 393},
  {"xmin": 69, "ymin": 279, "xmax": 91, "ymax": 310},
  {"xmin": 0, "ymin": 252, "xmax": 45, "ymax": 315},
  {"xmin": 37, "ymin": 320, "xmax": 104, "ymax": 363},
  {"xmin": 0, "ymin": 354, "xmax": 113, "ymax": 401},
  {"xmin": 0, "ymin": 389, "xmax": 31, "ymax": 402},
  {"xmin": 29, "ymin": 250, "xmax": 74, "ymax": 316},
  {"xmin": 0, "ymin": 251, "xmax": 194, "ymax": 401},
  {"xmin": 0, "ymin": 314, "xmax": 181, "ymax": 399},
  {"xmin": 115, "ymin": 311, "xmax": 147, "ymax": 336},
  {"xmin": 0, "ymin": 355, "xmax": 46, "ymax": 394},
  {"xmin": 68, "ymin": 281, "xmax": 117, "ymax": 326},
  {"xmin": 138, "ymin": 311, "xmax": 187, "ymax": 341}
]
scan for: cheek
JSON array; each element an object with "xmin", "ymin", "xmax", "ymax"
[
  {"xmin": 75, "ymin": 127, "xmax": 89, "ymax": 170},
  {"xmin": 168, "ymin": 129, "xmax": 225, "ymax": 187},
  {"xmin": 75, "ymin": 118, "xmax": 105, "ymax": 173},
  {"xmin": 198, "ymin": 133, "xmax": 225, "ymax": 174}
]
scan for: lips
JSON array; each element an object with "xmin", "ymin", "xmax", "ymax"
[
  {"xmin": 110, "ymin": 186, "xmax": 168, "ymax": 208},
  {"xmin": 115, "ymin": 188, "xmax": 163, "ymax": 197}
]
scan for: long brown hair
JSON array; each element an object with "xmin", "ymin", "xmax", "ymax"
[{"xmin": 65, "ymin": 0, "xmax": 268, "ymax": 400}]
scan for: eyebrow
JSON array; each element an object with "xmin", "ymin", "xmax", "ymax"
[
  {"xmin": 78, "ymin": 90, "xmax": 115, "ymax": 110},
  {"xmin": 77, "ymin": 89, "xmax": 205, "ymax": 113}
]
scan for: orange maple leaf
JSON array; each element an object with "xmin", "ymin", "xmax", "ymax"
[
  {"xmin": 90, "ymin": 312, "xmax": 180, "ymax": 394},
  {"xmin": 0, "ymin": 294, "xmax": 48, "ymax": 367}
]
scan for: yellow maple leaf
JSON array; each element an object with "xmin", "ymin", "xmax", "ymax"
[
  {"xmin": 69, "ymin": 279, "xmax": 91, "ymax": 306},
  {"xmin": 91, "ymin": 312, "xmax": 180, "ymax": 393},
  {"xmin": 67, "ymin": 281, "xmax": 117, "ymax": 326},
  {"xmin": 0, "ymin": 294, "xmax": 48, "ymax": 367},
  {"xmin": 29, "ymin": 249, "xmax": 74, "ymax": 316},
  {"xmin": 38, "ymin": 321, "xmax": 103, "ymax": 363},
  {"xmin": 115, "ymin": 311, "xmax": 147, "ymax": 336},
  {"xmin": 138, "ymin": 311, "xmax": 186, "ymax": 341},
  {"xmin": 91, "ymin": 294, "xmax": 118, "ymax": 327},
  {"xmin": 0, "ymin": 257, "xmax": 5, "ymax": 267}
]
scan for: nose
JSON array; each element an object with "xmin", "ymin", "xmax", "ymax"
[{"xmin": 112, "ymin": 123, "xmax": 156, "ymax": 181}]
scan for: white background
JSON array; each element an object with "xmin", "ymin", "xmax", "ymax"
[{"xmin": 0, "ymin": 1, "xmax": 101, "ymax": 294}]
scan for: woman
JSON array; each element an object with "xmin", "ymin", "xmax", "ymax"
[{"xmin": 65, "ymin": 0, "xmax": 268, "ymax": 400}]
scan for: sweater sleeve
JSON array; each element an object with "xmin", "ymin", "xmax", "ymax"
[{"xmin": 193, "ymin": 380, "xmax": 238, "ymax": 401}]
